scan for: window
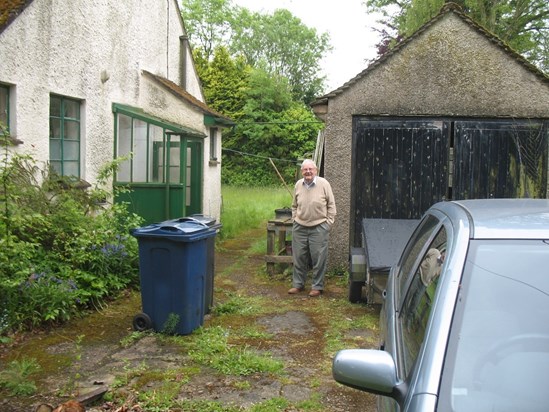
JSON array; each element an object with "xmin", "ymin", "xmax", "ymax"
[
  {"xmin": 209, "ymin": 127, "xmax": 217, "ymax": 161},
  {"xmin": 397, "ymin": 214, "xmax": 441, "ymax": 296},
  {"xmin": 49, "ymin": 95, "xmax": 81, "ymax": 178},
  {"xmin": 115, "ymin": 113, "xmax": 181, "ymax": 184},
  {"xmin": 439, "ymin": 239, "xmax": 549, "ymax": 411},
  {"xmin": 399, "ymin": 226, "xmax": 447, "ymax": 376},
  {"xmin": 113, "ymin": 105, "xmax": 204, "ymax": 185},
  {"xmin": 0, "ymin": 84, "xmax": 9, "ymax": 135}
]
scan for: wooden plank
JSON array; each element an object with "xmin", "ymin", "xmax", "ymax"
[{"xmin": 264, "ymin": 255, "xmax": 293, "ymax": 264}]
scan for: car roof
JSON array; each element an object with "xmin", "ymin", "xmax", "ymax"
[{"xmin": 430, "ymin": 199, "xmax": 549, "ymax": 239}]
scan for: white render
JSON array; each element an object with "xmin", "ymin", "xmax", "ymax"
[{"xmin": 0, "ymin": 0, "xmax": 224, "ymax": 221}]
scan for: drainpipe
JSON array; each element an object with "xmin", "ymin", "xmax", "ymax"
[{"xmin": 179, "ymin": 35, "xmax": 189, "ymax": 90}]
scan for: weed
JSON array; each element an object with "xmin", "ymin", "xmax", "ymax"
[
  {"xmin": 295, "ymin": 392, "xmax": 324, "ymax": 410},
  {"xmin": 212, "ymin": 293, "xmax": 264, "ymax": 316},
  {"xmin": 185, "ymin": 326, "xmax": 283, "ymax": 376},
  {"xmin": 0, "ymin": 357, "xmax": 41, "ymax": 396},
  {"xmin": 119, "ymin": 331, "xmax": 146, "ymax": 348},
  {"xmin": 238, "ymin": 325, "xmax": 273, "ymax": 340},
  {"xmin": 177, "ymin": 400, "xmax": 242, "ymax": 411},
  {"xmin": 161, "ymin": 313, "xmax": 180, "ymax": 335},
  {"xmin": 250, "ymin": 397, "xmax": 289, "ymax": 411}
]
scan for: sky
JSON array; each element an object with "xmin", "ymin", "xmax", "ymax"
[{"xmin": 231, "ymin": 0, "xmax": 383, "ymax": 92}]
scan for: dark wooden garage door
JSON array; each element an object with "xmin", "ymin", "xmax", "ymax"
[{"xmin": 352, "ymin": 117, "xmax": 548, "ymax": 245}]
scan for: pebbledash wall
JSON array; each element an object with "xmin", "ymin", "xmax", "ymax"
[
  {"xmin": 0, "ymin": 0, "xmax": 228, "ymax": 221},
  {"xmin": 312, "ymin": 4, "xmax": 549, "ymax": 269}
]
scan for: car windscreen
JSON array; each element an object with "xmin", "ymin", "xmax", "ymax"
[{"xmin": 438, "ymin": 239, "xmax": 549, "ymax": 412}]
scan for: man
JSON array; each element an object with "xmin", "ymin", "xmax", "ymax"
[{"xmin": 288, "ymin": 159, "xmax": 336, "ymax": 297}]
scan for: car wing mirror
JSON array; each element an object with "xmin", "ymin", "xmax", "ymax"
[{"xmin": 333, "ymin": 349, "xmax": 405, "ymax": 400}]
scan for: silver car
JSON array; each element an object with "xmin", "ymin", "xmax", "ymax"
[{"xmin": 333, "ymin": 199, "xmax": 549, "ymax": 412}]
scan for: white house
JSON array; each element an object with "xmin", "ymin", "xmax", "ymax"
[{"xmin": 0, "ymin": 0, "xmax": 232, "ymax": 224}]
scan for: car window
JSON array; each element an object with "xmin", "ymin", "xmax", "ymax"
[
  {"xmin": 397, "ymin": 214, "xmax": 441, "ymax": 297},
  {"xmin": 439, "ymin": 239, "xmax": 549, "ymax": 412},
  {"xmin": 399, "ymin": 227, "xmax": 447, "ymax": 376}
]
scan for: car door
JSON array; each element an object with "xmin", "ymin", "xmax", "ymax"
[{"xmin": 380, "ymin": 213, "xmax": 448, "ymax": 411}]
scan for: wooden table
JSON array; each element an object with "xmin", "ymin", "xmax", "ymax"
[{"xmin": 265, "ymin": 218, "xmax": 293, "ymax": 274}]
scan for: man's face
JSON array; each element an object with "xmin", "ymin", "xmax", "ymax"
[{"xmin": 301, "ymin": 163, "xmax": 317, "ymax": 183}]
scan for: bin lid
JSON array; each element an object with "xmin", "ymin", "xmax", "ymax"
[
  {"xmin": 164, "ymin": 215, "xmax": 222, "ymax": 231},
  {"xmin": 130, "ymin": 219, "xmax": 216, "ymax": 241}
]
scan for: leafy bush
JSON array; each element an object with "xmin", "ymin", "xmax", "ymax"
[{"xmin": 0, "ymin": 149, "xmax": 142, "ymax": 333}]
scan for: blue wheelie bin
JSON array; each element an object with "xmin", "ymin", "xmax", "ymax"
[
  {"xmin": 130, "ymin": 219, "xmax": 216, "ymax": 335},
  {"xmin": 168, "ymin": 215, "xmax": 222, "ymax": 314}
]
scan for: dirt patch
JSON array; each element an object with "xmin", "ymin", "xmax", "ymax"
[{"xmin": 0, "ymin": 227, "xmax": 379, "ymax": 411}]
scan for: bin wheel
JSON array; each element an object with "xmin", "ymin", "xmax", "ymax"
[
  {"xmin": 348, "ymin": 280, "xmax": 364, "ymax": 303},
  {"xmin": 133, "ymin": 312, "xmax": 153, "ymax": 331}
]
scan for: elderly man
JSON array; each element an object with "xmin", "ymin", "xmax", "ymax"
[{"xmin": 288, "ymin": 159, "xmax": 336, "ymax": 297}]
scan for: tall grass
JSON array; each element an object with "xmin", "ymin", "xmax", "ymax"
[{"xmin": 219, "ymin": 185, "xmax": 292, "ymax": 240}]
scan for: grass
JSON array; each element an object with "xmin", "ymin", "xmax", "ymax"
[{"xmin": 219, "ymin": 185, "xmax": 292, "ymax": 240}]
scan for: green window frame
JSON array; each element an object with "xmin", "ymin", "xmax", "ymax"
[
  {"xmin": 49, "ymin": 95, "xmax": 81, "ymax": 178},
  {"xmin": 0, "ymin": 84, "xmax": 9, "ymax": 135},
  {"xmin": 113, "ymin": 104, "xmax": 204, "ymax": 184}
]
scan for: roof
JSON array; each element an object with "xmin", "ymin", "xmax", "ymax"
[
  {"xmin": 311, "ymin": 2, "xmax": 549, "ymax": 107},
  {"xmin": 142, "ymin": 70, "xmax": 234, "ymax": 127},
  {"xmin": 435, "ymin": 199, "xmax": 549, "ymax": 240},
  {"xmin": 0, "ymin": 0, "xmax": 31, "ymax": 34}
]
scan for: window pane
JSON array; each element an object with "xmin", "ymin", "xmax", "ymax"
[
  {"xmin": 64, "ymin": 99, "xmax": 80, "ymax": 119},
  {"xmin": 150, "ymin": 125, "xmax": 165, "ymax": 183},
  {"xmin": 169, "ymin": 141, "xmax": 181, "ymax": 183},
  {"xmin": 0, "ymin": 85, "xmax": 7, "ymax": 128},
  {"xmin": 64, "ymin": 120, "xmax": 79, "ymax": 140},
  {"xmin": 400, "ymin": 227, "xmax": 447, "ymax": 375},
  {"xmin": 398, "ymin": 215, "xmax": 440, "ymax": 295},
  {"xmin": 63, "ymin": 161, "xmax": 79, "ymax": 177},
  {"xmin": 50, "ymin": 139, "xmax": 62, "ymax": 160},
  {"xmin": 210, "ymin": 127, "xmax": 217, "ymax": 160},
  {"xmin": 116, "ymin": 114, "xmax": 132, "ymax": 182},
  {"xmin": 50, "ymin": 119, "xmax": 61, "ymax": 139},
  {"xmin": 50, "ymin": 96, "xmax": 61, "ymax": 117},
  {"xmin": 440, "ymin": 240, "xmax": 549, "ymax": 412},
  {"xmin": 132, "ymin": 119, "xmax": 147, "ymax": 182},
  {"xmin": 50, "ymin": 161, "xmax": 62, "ymax": 175},
  {"xmin": 186, "ymin": 146, "xmax": 191, "ymax": 206},
  {"xmin": 63, "ymin": 140, "xmax": 79, "ymax": 160}
]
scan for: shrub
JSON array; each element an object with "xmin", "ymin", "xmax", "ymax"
[{"xmin": 0, "ymin": 148, "xmax": 142, "ymax": 333}]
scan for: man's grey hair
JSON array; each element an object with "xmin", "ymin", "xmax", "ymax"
[{"xmin": 301, "ymin": 159, "xmax": 317, "ymax": 170}]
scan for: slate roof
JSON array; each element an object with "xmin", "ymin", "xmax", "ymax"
[
  {"xmin": 143, "ymin": 70, "xmax": 234, "ymax": 126},
  {"xmin": 311, "ymin": 2, "xmax": 549, "ymax": 106}
]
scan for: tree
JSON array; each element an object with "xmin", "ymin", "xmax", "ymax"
[
  {"xmin": 366, "ymin": 0, "xmax": 549, "ymax": 72},
  {"xmin": 196, "ymin": 46, "xmax": 250, "ymax": 119},
  {"xmin": 181, "ymin": 0, "xmax": 325, "ymax": 185},
  {"xmin": 181, "ymin": 0, "xmax": 331, "ymax": 104},
  {"xmin": 230, "ymin": 8, "xmax": 331, "ymax": 104},
  {"xmin": 221, "ymin": 68, "xmax": 321, "ymax": 186},
  {"xmin": 181, "ymin": 0, "xmax": 235, "ymax": 61}
]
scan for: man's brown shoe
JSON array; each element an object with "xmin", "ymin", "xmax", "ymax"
[
  {"xmin": 308, "ymin": 290, "xmax": 323, "ymax": 297},
  {"xmin": 288, "ymin": 287, "xmax": 304, "ymax": 294}
]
